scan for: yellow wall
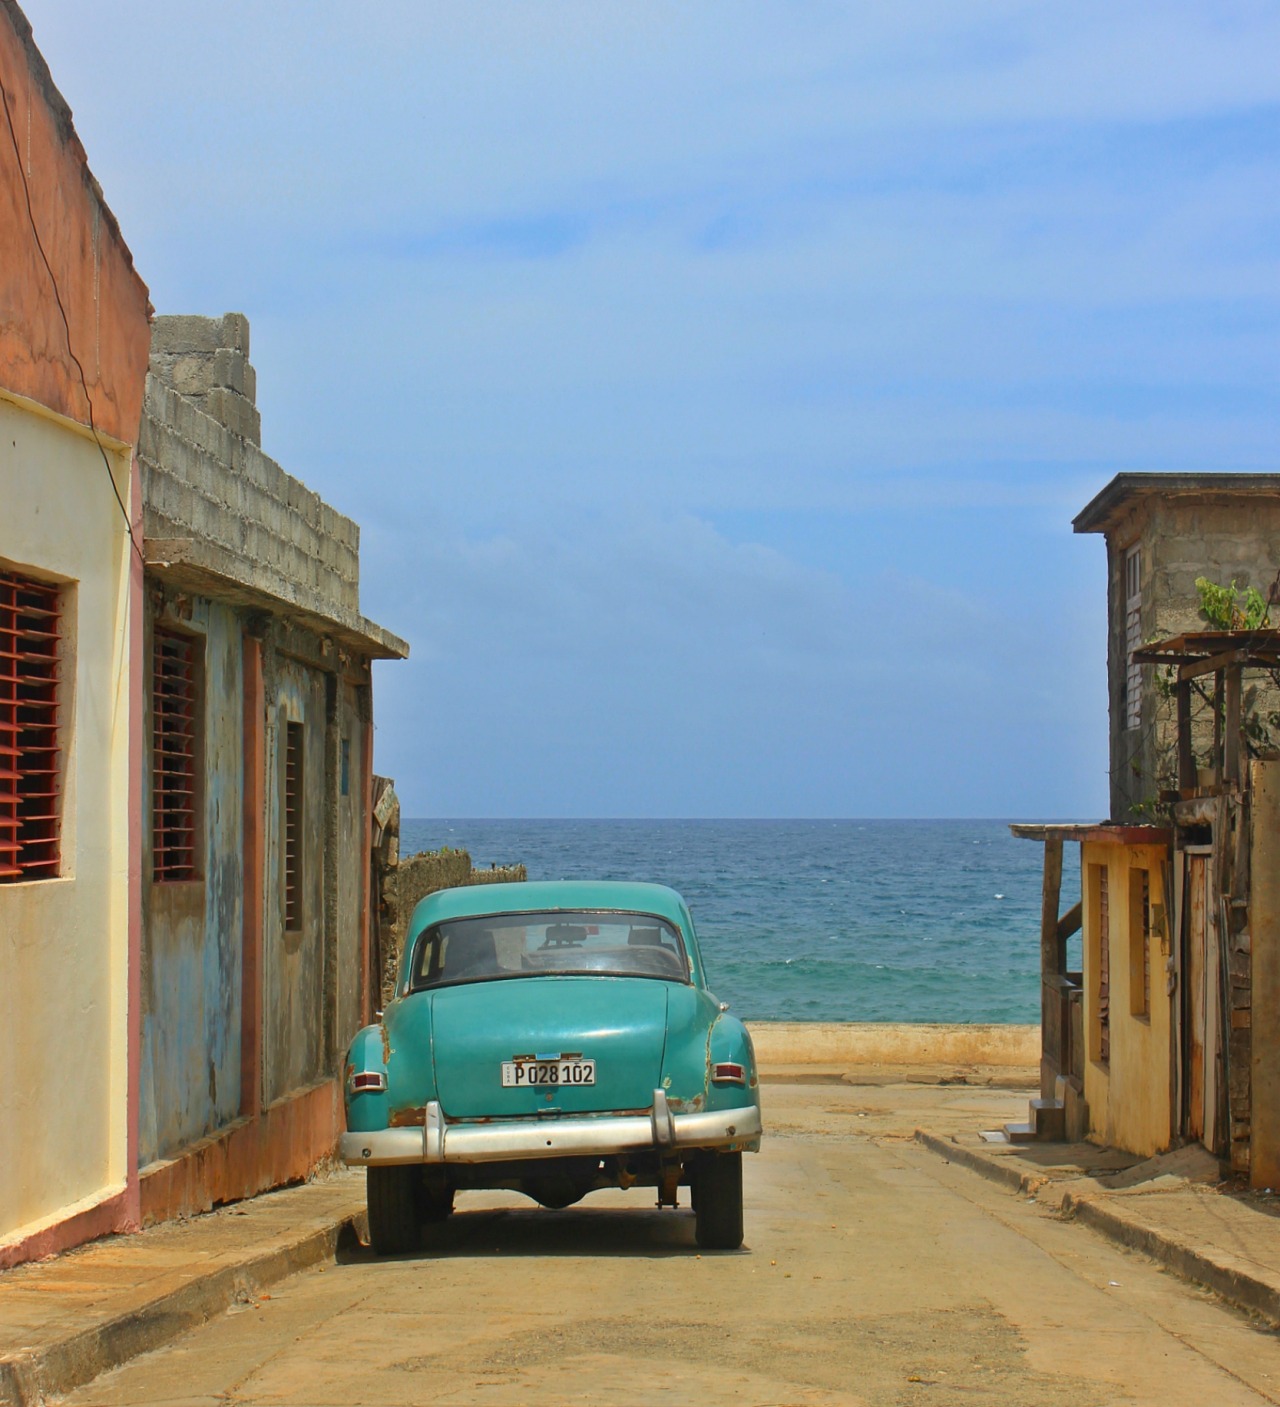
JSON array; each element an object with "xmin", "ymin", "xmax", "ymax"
[
  {"xmin": 1081, "ymin": 839, "xmax": 1173, "ymax": 1157},
  {"xmin": 0, "ymin": 392, "xmax": 133, "ymax": 1243},
  {"xmin": 1251, "ymin": 762, "xmax": 1280, "ymax": 1187}
]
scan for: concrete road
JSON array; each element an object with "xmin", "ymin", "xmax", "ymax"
[{"xmin": 63, "ymin": 1082, "xmax": 1280, "ymax": 1406}]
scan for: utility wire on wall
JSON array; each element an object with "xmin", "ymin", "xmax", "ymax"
[{"xmin": 0, "ymin": 70, "xmax": 144, "ymax": 566}]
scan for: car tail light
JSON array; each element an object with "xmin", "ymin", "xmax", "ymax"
[
  {"xmin": 712, "ymin": 1062, "xmax": 746, "ymax": 1084},
  {"xmin": 350, "ymin": 1071, "xmax": 387, "ymax": 1093}
]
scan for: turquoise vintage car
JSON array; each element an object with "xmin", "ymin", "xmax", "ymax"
[{"xmin": 341, "ymin": 879, "xmax": 762, "ymax": 1254}]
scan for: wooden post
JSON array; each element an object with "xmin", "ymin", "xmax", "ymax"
[
  {"xmin": 1041, "ymin": 838, "xmax": 1064, "ymax": 977},
  {"xmin": 1040, "ymin": 838, "xmax": 1064, "ymax": 1099},
  {"xmin": 1214, "ymin": 669, "xmax": 1225, "ymax": 785},
  {"xmin": 1224, "ymin": 664, "xmax": 1242, "ymax": 787},
  {"xmin": 1177, "ymin": 680, "xmax": 1195, "ymax": 792}
]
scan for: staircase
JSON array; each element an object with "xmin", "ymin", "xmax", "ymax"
[{"xmin": 1003, "ymin": 1074, "xmax": 1078, "ymax": 1143}]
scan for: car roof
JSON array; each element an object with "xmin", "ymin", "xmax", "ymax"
[{"xmin": 409, "ymin": 879, "xmax": 690, "ymax": 930}]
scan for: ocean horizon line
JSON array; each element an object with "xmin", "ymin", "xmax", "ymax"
[{"xmin": 405, "ymin": 815, "xmax": 1094, "ymax": 826}]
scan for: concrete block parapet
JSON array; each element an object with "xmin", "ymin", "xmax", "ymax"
[
  {"xmin": 151, "ymin": 312, "xmax": 249, "ymax": 358},
  {"xmin": 150, "ymin": 313, "xmax": 260, "ymax": 448},
  {"xmin": 137, "ymin": 317, "xmax": 405, "ymax": 657}
]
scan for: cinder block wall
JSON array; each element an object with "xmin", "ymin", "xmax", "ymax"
[{"xmin": 139, "ymin": 314, "xmax": 362, "ymax": 627}]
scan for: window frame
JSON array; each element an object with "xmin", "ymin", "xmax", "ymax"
[
  {"xmin": 0, "ymin": 568, "xmax": 64, "ymax": 883},
  {"xmin": 283, "ymin": 719, "xmax": 305, "ymax": 931},
  {"xmin": 151, "ymin": 624, "xmax": 204, "ymax": 883},
  {"xmin": 1122, "ymin": 544, "xmax": 1143, "ymax": 732}
]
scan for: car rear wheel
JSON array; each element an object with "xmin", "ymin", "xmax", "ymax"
[
  {"xmin": 693, "ymin": 1152, "xmax": 743, "ymax": 1250},
  {"xmin": 422, "ymin": 1185, "xmax": 455, "ymax": 1223},
  {"xmin": 367, "ymin": 1166, "xmax": 423, "ymax": 1255}
]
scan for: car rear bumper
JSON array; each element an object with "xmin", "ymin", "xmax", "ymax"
[{"xmin": 340, "ymin": 1091, "xmax": 761, "ymax": 1167}]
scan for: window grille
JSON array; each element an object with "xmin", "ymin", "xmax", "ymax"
[
  {"xmin": 1123, "ymin": 546, "xmax": 1142, "ymax": 731},
  {"xmin": 153, "ymin": 628, "xmax": 199, "ymax": 881},
  {"xmin": 0, "ymin": 570, "xmax": 62, "ymax": 881},
  {"xmin": 284, "ymin": 721, "xmax": 304, "ymax": 930}
]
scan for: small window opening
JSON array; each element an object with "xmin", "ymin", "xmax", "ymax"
[
  {"xmin": 1129, "ymin": 868, "xmax": 1151, "ymax": 1018},
  {"xmin": 153, "ymin": 628, "xmax": 201, "ymax": 881},
  {"xmin": 1123, "ymin": 545, "xmax": 1142, "ymax": 731},
  {"xmin": 340, "ymin": 737, "xmax": 350, "ymax": 797},
  {"xmin": 0, "ymin": 570, "xmax": 62, "ymax": 882},
  {"xmin": 284, "ymin": 721, "xmax": 304, "ymax": 930}
]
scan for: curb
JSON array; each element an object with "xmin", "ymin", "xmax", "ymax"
[
  {"xmin": 914, "ymin": 1129, "xmax": 1280, "ymax": 1328},
  {"xmin": 1062, "ymin": 1193, "xmax": 1280, "ymax": 1328},
  {"xmin": 0, "ymin": 1210, "xmax": 366, "ymax": 1407},
  {"xmin": 913, "ymin": 1129, "xmax": 1042, "ymax": 1197}
]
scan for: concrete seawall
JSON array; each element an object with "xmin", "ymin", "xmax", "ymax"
[{"xmin": 746, "ymin": 1022, "xmax": 1039, "ymax": 1068}]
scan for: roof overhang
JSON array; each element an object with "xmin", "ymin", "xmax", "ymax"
[
  {"xmin": 1009, "ymin": 823, "xmax": 1172, "ymax": 846},
  {"xmin": 145, "ymin": 537, "xmax": 408, "ymax": 661},
  {"xmin": 1073, "ymin": 473, "xmax": 1280, "ymax": 536}
]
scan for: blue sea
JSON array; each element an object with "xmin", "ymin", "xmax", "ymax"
[{"xmin": 399, "ymin": 819, "xmax": 1081, "ymax": 1025}]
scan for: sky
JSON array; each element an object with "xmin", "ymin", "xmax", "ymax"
[{"xmin": 22, "ymin": 2, "xmax": 1280, "ymax": 818}]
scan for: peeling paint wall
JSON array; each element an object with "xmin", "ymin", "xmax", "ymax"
[
  {"xmin": 0, "ymin": 2, "xmax": 151, "ymax": 444},
  {"xmin": 132, "ymin": 313, "xmax": 404, "ymax": 1221},
  {"xmin": 139, "ymin": 595, "xmax": 244, "ymax": 1165}
]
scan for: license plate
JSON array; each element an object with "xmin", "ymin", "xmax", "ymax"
[{"xmin": 501, "ymin": 1058, "xmax": 596, "ymax": 1088}]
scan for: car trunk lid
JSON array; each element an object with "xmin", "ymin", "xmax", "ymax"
[{"xmin": 430, "ymin": 977, "xmax": 670, "ymax": 1119}]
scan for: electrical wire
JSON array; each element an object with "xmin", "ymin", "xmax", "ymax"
[{"xmin": 0, "ymin": 71, "xmax": 144, "ymax": 566}]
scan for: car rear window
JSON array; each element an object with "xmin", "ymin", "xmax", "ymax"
[{"xmin": 408, "ymin": 910, "xmax": 690, "ymax": 990}]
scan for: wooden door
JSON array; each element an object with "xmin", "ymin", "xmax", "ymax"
[{"xmin": 1186, "ymin": 853, "xmax": 1208, "ymax": 1143}]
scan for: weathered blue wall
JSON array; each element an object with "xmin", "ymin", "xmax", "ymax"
[{"xmin": 139, "ymin": 597, "xmax": 244, "ymax": 1166}]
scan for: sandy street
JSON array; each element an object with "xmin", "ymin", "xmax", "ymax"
[{"xmin": 61, "ymin": 1081, "xmax": 1280, "ymax": 1407}]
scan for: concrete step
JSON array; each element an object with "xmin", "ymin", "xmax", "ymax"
[
  {"xmin": 1003, "ymin": 1094, "xmax": 1068, "ymax": 1144},
  {"xmin": 1031, "ymin": 1097, "xmax": 1067, "ymax": 1142}
]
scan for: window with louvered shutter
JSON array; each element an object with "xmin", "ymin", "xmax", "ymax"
[
  {"xmin": 284, "ymin": 721, "xmax": 303, "ymax": 930},
  {"xmin": 1123, "ymin": 546, "xmax": 1142, "ymax": 731},
  {"xmin": 0, "ymin": 570, "xmax": 62, "ymax": 882},
  {"xmin": 153, "ymin": 627, "xmax": 201, "ymax": 881}
]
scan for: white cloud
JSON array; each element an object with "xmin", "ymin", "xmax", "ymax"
[{"xmin": 16, "ymin": 0, "xmax": 1266, "ymax": 813}]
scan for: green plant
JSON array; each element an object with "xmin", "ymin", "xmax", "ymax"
[{"xmin": 1195, "ymin": 577, "xmax": 1270, "ymax": 630}]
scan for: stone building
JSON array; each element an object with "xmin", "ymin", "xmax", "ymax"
[
  {"xmin": 1014, "ymin": 473, "xmax": 1280, "ymax": 1187},
  {"xmin": 1073, "ymin": 472, "xmax": 1280, "ymax": 820},
  {"xmin": 136, "ymin": 314, "xmax": 408, "ymax": 1222}
]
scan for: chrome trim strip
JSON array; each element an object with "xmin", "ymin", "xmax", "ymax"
[
  {"xmin": 424, "ymin": 1100, "xmax": 445, "ymax": 1162},
  {"xmin": 651, "ymin": 1088, "xmax": 676, "ymax": 1147},
  {"xmin": 340, "ymin": 1103, "xmax": 762, "ymax": 1167},
  {"xmin": 339, "ymin": 1129, "xmax": 425, "ymax": 1166}
]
